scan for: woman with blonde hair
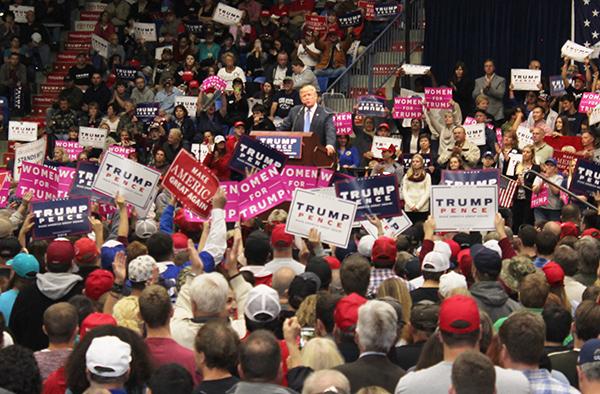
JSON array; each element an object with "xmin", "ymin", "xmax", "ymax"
[
  {"xmin": 377, "ymin": 278, "xmax": 412, "ymax": 342},
  {"xmin": 423, "ymin": 101, "xmax": 462, "ymax": 156},
  {"xmin": 402, "ymin": 153, "xmax": 432, "ymax": 224},
  {"xmin": 512, "ymin": 144, "xmax": 541, "ymax": 231},
  {"xmin": 296, "ymin": 294, "xmax": 317, "ymax": 328},
  {"xmin": 301, "ymin": 337, "xmax": 345, "ymax": 371}
]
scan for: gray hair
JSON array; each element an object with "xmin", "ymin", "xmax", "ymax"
[
  {"xmin": 581, "ymin": 361, "xmax": 600, "ymax": 382},
  {"xmin": 356, "ymin": 300, "xmax": 398, "ymax": 353},
  {"xmin": 189, "ymin": 272, "xmax": 229, "ymax": 315},
  {"xmin": 302, "ymin": 369, "xmax": 350, "ymax": 394},
  {"xmin": 576, "ymin": 237, "xmax": 600, "ymax": 275}
]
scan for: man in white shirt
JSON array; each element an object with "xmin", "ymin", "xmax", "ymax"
[{"xmin": 263, "ymin": 224, "xmax": 305, "ymax": 275}]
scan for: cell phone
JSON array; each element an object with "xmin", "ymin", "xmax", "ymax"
[{"xmin": 299, "ymin": 327, "xmax": 315, "ymax": 349}]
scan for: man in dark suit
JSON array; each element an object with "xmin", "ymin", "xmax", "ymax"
[
  {"xmin": 278, "ymin": 84, "xmax": 336, "ymax": 156},
  {"xmin": 334, "ymin": 300, "xmax": 405, "ymax": 393}
]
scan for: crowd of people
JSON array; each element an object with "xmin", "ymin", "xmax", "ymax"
[{"xmin": 1, "ymin": 0, "xmax": 600, "ymax": 394}]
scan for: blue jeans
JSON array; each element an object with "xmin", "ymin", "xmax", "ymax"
[{"xmin": 315, "ymin": 67, "xmax": 348, "ymax": 92}]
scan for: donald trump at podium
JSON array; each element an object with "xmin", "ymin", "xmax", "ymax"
[{"xmin": 278, "ymin": 84, "xmax": 337, "ymax": 156}]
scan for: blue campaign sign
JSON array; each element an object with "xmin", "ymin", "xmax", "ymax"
[
  {"xmin": 401, "ymin": 154, "xmax": 432, "ymax": 171},
  {"xmin": 256, "ymin": 135, "xmax": 303, "ymax": 159},
  {"xmin": 31, "ymin": 197, "xmax": 91, "ymax": 239},
  {"xmin": 356, "ymin": 95, "xmax": 387, "ymax": 117},
  {"xmin": 135, "ymin": 103, "xmax": 160, "ymax": 124},
  {"xmin": 441, "ymin": 168, "xmax": 499, "ymax": 186},
  {"xmin": 115, "ymin": 66, "xmax": 138, "ymax": 81},
  {"xmin": 70, "ymin": 161, "xmax": 107, "ymax": 201},
  {"xmin": 335, "ymin": 174, "xmax": 401, "ymax": 220},
  {"xmin": 229, "ymin": 135, "xmax": 287, "ymax": 174},
  {"xmin": 573, "ymin": 159, "xmax": 600, "ymax": 193}
]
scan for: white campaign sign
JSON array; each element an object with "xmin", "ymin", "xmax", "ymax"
[
  {"xmin": 511, "ymin": 69, "xmax": 542, "ymax": 91},
  {"xmin": 78, "ymin": 127, "xmax": 107, "ymax": 149},
  {"xmin": 361, "ymin": 213, "xmax": 413, "ymax": 238},
  {"xmin": 431, "ymin": 185, "xmax": 498, "ymax": 231},
  {"xmin": 14, "ymin": 136, "xmax": 47, "ymax": 181},
  {"xmin": 561, "ymin": 40, "xmax": 594, "ymax": 62},
  {"xmin": 371, "ymin": 136, "xmax": 402, "ymax": 159},
  {"xmin": 191, "ymin": 143, "xmax": 211, "ymax": 163},
  {"xmin": 401, "ymin": 64, "xmax": 431, "ymax": 75},
  {"xmin": 75, "ymin": 20, "xmax": 96, "ymax": 32},
  {"xmin": 516, "ymin": 125, "xmax": 533, "ymax": 150},
  {"xmin": 212, "ymin": 2, "xmax": 244, "ymax": 26},
  {"xmin": 86, "ymin": 2, "xmax": 107, "ymax": 12},
  {"xmin": 155, "ymin": 45, "xmax": 173, "ymax": 60},
  {"xmin": 91, "ymin": 34, "xmax": 109, "ymax": 58},
  {"xmin": 8, "ymin": 121, "xmax": 38, "ymax": 142},
  {"xmin": 175, "ymin": 96, "xmax": 198, "ymax": 118},
  {"xmin": 9, "ymin": 5, "xmax": 34, "ymax": 23},
  {"xmin": 590, "ymin": 104, "xmax": 600, "ymax": 126},
  {"xmin": 92, "ymin": 152, "xmax": 161, "ymax": 211},
  {"xmin": 286, "ymin": 189, "xmax": 357, "ymax": 248},
  {"xmin": 463, "ymin": 123, "xmax": 486, "ymax": 146},
  {"xmin": 133, "ymin": 23, "xmax": 157, "ymax": 42}
]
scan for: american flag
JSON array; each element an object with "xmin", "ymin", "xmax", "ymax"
[
  {"xmin": 575, "ymin": 0, "xmax": 600, "ymax": 48},
  {"xmin": 499, "ymin": 176, "xmax": 518, "ymax": 208}
]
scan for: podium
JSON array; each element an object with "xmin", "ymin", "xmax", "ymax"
[{"xmin": 249, "ymin": 131, "xmax": 337, "ymax": 168}]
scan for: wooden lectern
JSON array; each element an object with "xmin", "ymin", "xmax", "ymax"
[{"xmin": 249, "ymin": 131, "xmax": 338, "ymax": 168}]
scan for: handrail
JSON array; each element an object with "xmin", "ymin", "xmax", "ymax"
[
  {"xmin": 325, "ymin": 8, "xmax": 405, "ymax": 94},
  {"xmin": 524, "ymin": 169, "xmax": 598, "ymax": 212}
]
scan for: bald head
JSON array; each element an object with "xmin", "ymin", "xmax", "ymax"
[
  {"xmin": 302, "ymin": 369, "xmax": 350, "ymax": 394},
  {"xmin": 543, "ymin": 221, "xmax": 561, "ymax": 237},
  {"xmin": 272, "ymin": 267, "xmax": 296, "ymax": 297}
]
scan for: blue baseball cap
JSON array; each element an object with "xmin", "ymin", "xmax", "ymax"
[
  {"xmin": 483, "ymin": 151, "xmax": 494, "ymax": 158},
  {"xmin": 579, "ymin": 339, "xmax": 600, "ymax": 365},
  {"xmin": 7, "ymin": 253, "xmax": 40, "ymax": 278},
  {"xmin": 545, "ymin": 158, "xmax": 557, "ymax": 166}
]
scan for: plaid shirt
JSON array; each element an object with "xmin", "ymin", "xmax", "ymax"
[
  {"xmin": 521, "ymin": 369, "xmax": 579, "ymax": 394},
  {"xmin": 368, "ymin": 268, "xmax": 412, "ymax": 298}
]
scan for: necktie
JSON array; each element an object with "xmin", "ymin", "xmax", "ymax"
[{"xmin": 303, "ymin": 107, "xmax": 311, "ymax": 132}]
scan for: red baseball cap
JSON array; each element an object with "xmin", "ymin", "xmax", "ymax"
[
  {"xmin": 74, "ymin": 237, "xmax": 99, "ymax": 265},
  {"xmin": 371, "ymin": 236, "xmax": 396, "ymax": 264},
  {"xmin": 542, "ymin": 261, "xmax": 565, "ymax": 287},
  {"xmin": 260, "ymin": 10, "xmax": 270, "ymax": 17},
  {"xmin": 560, "ymin": 222, "xmax": 579, "ymax": 239},
  {"xmin": 234, "ymin": 121, "xmax": 245, "ymax": 128},
  {"xmin": 582, "ymin": 228, "xmax": 600, "ymax": 239},
  {"xmin": 444, "ymin": 239, "xmax": 460, "ymax": 260},
  {"xmin": 172, "ymin": 232, "xmax": 189, "ymax": 252},
  {"xmin": 271, "ymin": 224, "xmax": 294, "ymax": 248},
  {"xmin": 439, "ymin": 295, "xmax": 480, "ymax": 334},
  {"xmin": 174, "ymin": 209, "xmax": 203, "ymax": 233},
  {"xmin": 334, "ymin": 293, "xmax": 367, "ymax": 332},
  {"xmin": 324, "ymin": 255, "xmax": 341, "ymax": 270},
  {"xmin": 378, "ymin": 122, "xmax": 390, "ymax": 130},
  {"xmin": 85, "ymin": 269, "xmax": 114, "ymax": 301},
  {"xmin": 80, "ymin": 312, "xmax": 117, "ymax": 339},
  {"xmin": 574, "ymin": 73, "xmax": 586, "ymax": 83},
  {"xmin": 379, "ymin": 144, "xmax": 396, "ymax": 153},
  {"xmin": 46, "ymin": 240, "xmax": 75, "ymax": 266},
  {"xmin": 189, "ymin": 80, "xmax": 199, "ymax": 89}
]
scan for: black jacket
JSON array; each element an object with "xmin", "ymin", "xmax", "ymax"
[{"xmin": 334, "ymin": 354, "xmax": 406, "ymax": 393}]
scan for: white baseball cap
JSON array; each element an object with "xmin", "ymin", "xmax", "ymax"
[
  {"xmin": 433, "ymin": 240, "xmax": 452, "ymax": 260},
  {"xmin": 85, "ymin": 336, "xmax": 132, "ymax": 378},
  {"xmin": 357, "ymin": 235, "xmax": 376, "ymax": 258},
  {"xmin": 214, "ymin": 135, "xmax": 226, "ymax": 144},
  {"xmin": 439, "ymin": 271, "xmax": 468, "ymax": 298},
  {"xmin": 244, "ymin": 284, "xmax": 281, "ymax": 322},
  {"xmin": 421, "ymin": 251, "xmax": 450, "ymax": 273},
  {"xmin": 483, "ymin": 239, "xmax": 502, "ymax": 257}
]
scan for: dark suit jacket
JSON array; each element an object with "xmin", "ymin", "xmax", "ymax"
[
  {"xmin": 334, "ymin": 354, "xmax": 406, "ymax": 393},
  {"xmin": 278, "ymin": 104, "xmax": 336, "ymax": 147},
  {"xmin": 265, "ymin": 64, "xmax": 293, "ymax": 85}
]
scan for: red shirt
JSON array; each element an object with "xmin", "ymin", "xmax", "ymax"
[
  {"xmin": 145, "ymin": 337, "xmax": 201, "ymax": 384},
  {"xmin": 203, "ymin": 151, "xmax": 232, "ymax": 180}
]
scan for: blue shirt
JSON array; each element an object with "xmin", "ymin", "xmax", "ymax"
[
  {"xmin": 533, "ymin": 257, "xmax": 548, "ymax": 269},
  {"xmin": 155, "ymin": 87, "xmax": 183, "ymax": 114},
  {"xmin": 521, "ymin": 369, "xmax": 579, "ymax": 394},
  {"xmin": 0, "ymin": 289, "xmax": 19, "ymax": 324},
  {"xmin": 337, "ymin": 146, "xmax": 361, "ymax": 168}
]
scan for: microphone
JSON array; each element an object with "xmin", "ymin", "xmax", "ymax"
[{"xmin": 291, "ymin": 105, "xmax": 306, "ymax": 131}]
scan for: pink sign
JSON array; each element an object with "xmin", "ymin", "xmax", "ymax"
[
  {"xmin": 98, "ymin": 202, "xmax": 117, "ymax": 217},
  {"xmin": 281, "ymin": 166, "xmax": 319, "ymax": 193},
  {"xmin": 16, "ymin": 162, "xmax": 59, "ymax": 202},
  {"xmin": 238, "ymin": 165, "xmax": 288, "ymax": 219},
  {"xmin": 108, "ymin": 145, "xmax": 135, "ymax": 158},
  {"xmin": 219, "ymin": 181, "xmax": 239, "ymax": 222},
  {"xmin": 317, "ymin": 168, "xmax": 334, "ymax": 187},
  {"xmin": 393, "ymin": 97, "xmax": 423, "ymax": 119},
  {"xmin": 57, "ymin": 166, "xmax": 76, "ymax": 198},
  {"xmin": 201, "ymin": 75, "xmax": 227, "ymax": 93},
  {"xmin": 0, "ymin": 172, "xmax": 10, "ymax": 208},
  {"xmin": 530, "ymin": 186, "xmax": 549, "ymax": 208},
  {"xmin": 424, "ymin": 87, "xmax": 452, "ymax": 110},
  {"xmin": 495, "ymin": 128, "xmax": 503, "ymax": 146},
  {"xmin": 55, "ymin": 141, "xmax": 84, "ymax": 161},
  {"xmin": 579, "ymin": 92, "xmax": 600, "ymax": 113},
  {"xmin": 333, "ymin": 112, "xmax": 353, "ymax": 135},
  {"xmin": 463, "ymin": 116, "xmax": 477, "ymax": 125}
]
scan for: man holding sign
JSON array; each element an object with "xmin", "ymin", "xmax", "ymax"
[{"xmin": 278, "ymin": 85, "xmax": 336, "ymax": 156}]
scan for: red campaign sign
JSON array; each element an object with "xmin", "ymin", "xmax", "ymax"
[
  {"xmin": 358, "ymin": 0, "xmax": 375, "ymax": 20},
  {"xmin": 393, "ymin": 96, "xmax": 423, "ymax": 119},
  {"xmin": 305, "ymin": 15, "xmax": 327, "ymax": 31},
  {"xmin": 553, "ymin": 150, "xmax": 584, "ymax": 172},
  {"xmin": 544, "ymin": 135, "xmax": 583, "ymax": 152},
  {"xmin": 162, "ymin": 150, "xmax": 220, "ymax": 218}
]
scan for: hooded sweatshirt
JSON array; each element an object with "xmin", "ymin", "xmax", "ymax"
[
  {"xmin": 469, "ymin": 281, "xmax": 522, "ymax": 323},
  {"xmin": 226, "ymin": 382, "xmax": 298, "ymax": 394},
  {"xmin": 10, "ymin": 272, "xmax": 83, "ymax": 351}
]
